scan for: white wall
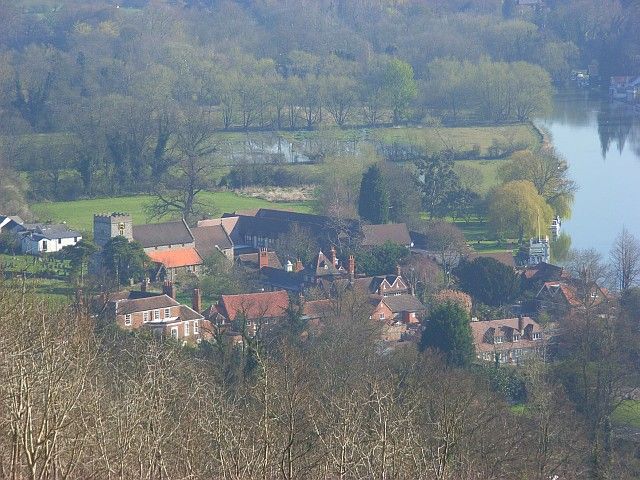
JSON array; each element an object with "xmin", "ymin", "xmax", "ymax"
[{"xmin": 21, "ymin": 235, "xmax": 82, "ymax": 255}]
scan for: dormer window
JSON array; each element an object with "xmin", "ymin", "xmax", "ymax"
[
  {"xmin": 532, "ymin": 332, "xmax": 542, "ymax": 340},
  {"xmin": 513, "ymin": 334, "xmax": 521, "ymax": 342},
  {"xmin": 495, "ymin": 335, "xmax": 504, "ymax": 344}
]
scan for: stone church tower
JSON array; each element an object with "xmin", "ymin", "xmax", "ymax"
[{"xmin": 93, "ymin": 213, "xmax": 133, "ymax": 248}]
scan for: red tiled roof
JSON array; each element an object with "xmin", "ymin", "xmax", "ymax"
[
  {"xmin": 470, "ymin": 317, "xmax": 542, "ymax": 353},
  {"xmin": 220, "ymin": 290, "xmax": 290, "ymax": 320},
  {"xmin": 147, "ymin": 247, "xmax": 203, "ymax": 268}
]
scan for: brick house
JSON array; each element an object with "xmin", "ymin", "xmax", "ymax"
[
  {"xmin": 470, "ymin": 316, "xmax": 544, "ymax": 365},
  {"xmin": 214, "ymin": 290, "xmax": 290, "ymax": 336},
  {"xmin": 535, "ymin": 280, "xmax": 612, "ymax": 318},
  {"xmin": 103, "ymin": 288, "xmax": 210, "ymax": 344},
  {"xmin": 147, "ymin": 247, "xmax": 203, "ymax": 280}
]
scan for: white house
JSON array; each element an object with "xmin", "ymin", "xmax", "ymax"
[{"xmin": 20, "ymin": 224, "xmax": 82, "ymax": 255}]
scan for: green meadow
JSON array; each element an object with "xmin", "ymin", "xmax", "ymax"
[{"xmin": 32, "ymin": 191, "xmax": 312, "ymax": 233}]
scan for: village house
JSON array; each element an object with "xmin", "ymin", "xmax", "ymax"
[
  {"xmin": 535, "ymin": 279, "xmax": 612, "ymax": 318},
  {"xmin": 471, "ymin": 316, "xmax": 544, "ymax": 365},
  {"xmin": 20, "ymin": 223, "xmax": 82, "ymax": 255},
  {"xmin": 0, "ymin": 215, "xmax": 24, "ymax": 234},
  {"xmin": 191, "ymin": 224, "xmax": 234, "ymax": 261},
  {"xmin": 102, "ymin": 284, "xmax": 210, "ymax": 344},
  {"xmin": 210, "ymin": 289, "xmax": 290, "ymax": 337}
]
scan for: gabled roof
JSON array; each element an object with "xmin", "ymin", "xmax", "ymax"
[
  {"xmin": 219, "ymin": 290, "xmax": 290, "ymax": 321},
  {"xmin": 381, "ymin": 295, "xmax": 426, "ymax": 313},
  {"xmin": 302, "ymin": 299, "xmax": 334, "ymax": 319},
  {"xmin": 522, "ymin": 262, "xmax": 564, "ymax": 281},
  {"xmin": 537, "ymin": 280, "xmax": 612, "ymax": 308},
  {"xmin": 259, "ymin": 267, "xmax": 304, "ymax": 291},
  {"xmin": 311, "ymin": 250, "xmax": 342, "ymax": 277},
  {"xmin": 192, "ymin": 225, "xmax": 233, "ymax": 259},
  {"xmin": 147, "ymin": 247, "xmax": 203, "ymax": 268},
  {"xmin": 237, "ymin": 251, "xmax": 283, "ymax": 270},
  {"xmin": 470, "ymin": 317, "xmax": 542, "ymax": 353},
  {"xmin": 350, "ymin": 275, "xmax": 408, "ymax": 295},
  {"xmin": 22, "ymin": 223, "xmax": 82, "ymax": 240},
  {"xmin": 114, "ymin": 294, "xmax": 180, "ymax": 315},
  {"xmin": 361, "ymin": 223, "xmax": 412, "ymax": 246},
  {"xmin": 132, "ymin": 219, "xmax": 193, "ymax": 249}
]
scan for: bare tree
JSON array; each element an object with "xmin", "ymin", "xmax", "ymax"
[
  {"xmin": 610, "ymin": 227, "xmax": 640, "ymax": 292},
  {"xmin": 146, "ymin": 108, "xmax": 218, "ymax": 224}
]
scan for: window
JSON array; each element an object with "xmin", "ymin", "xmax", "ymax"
[
  {"xmin": 379, "ymin": 313, "xmax": 385, "ymax": 320},
  {"xmin": 171, "ymin": 327, "xmax": 179, "ymax": 340},
  {"xmin": 153, "ymin": 309, "xmax": 160, "ymax": 320},
  {"xmin": 58, "ymin": 238, "xmax": 62, "ymax": 244},
  {"xmin": 532, "ymin": 332, "xmax": 542, "ymax": 340},
  {"xmin": 495, "ymin": 336, "xmax": 504, "ymax": 344},
  {"xmin": 184, "ymin": 322, "xmax": 190, "ymax": 336},
  {"xmin": 124, "ymin": 314, "xmax": 132, "ymax": 326},
  {"xmin": 513, "ymin": 334, "xmax": 521, "ymax": 342},
  {"xmin": 193, "ymin": 321, "xmax": 199, "ymax": 335},
  {"xmin": 143, "ymin": 311, "xmax": 150, "ymax": 323},
  {"xmin": 118, "ymin": 222, "xmax": 125, "ymax": 236},
  {"xmin": 164, "ymin": 308, "xmax": 171, "ymax": 318},
  {"xmin": 42, "ymin": 240, "xmax": 48, "ymax": 251},
  {"xmin": 74, "ymin": 237, "xmax": 78, "ymax": 242}
]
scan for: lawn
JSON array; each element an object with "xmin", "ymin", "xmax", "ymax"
[
  {"xmin": 32, "ymin": 191, "xmax": 312, "ymax": 233},
  {"xmin": 613, "ymin": 400, "xmax": 640, "ymax": 428}
]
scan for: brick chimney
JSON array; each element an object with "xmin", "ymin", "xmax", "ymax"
[
  {"xmin": 259, "ymin": 248, "xmax": 269, "ymax": 269},
  {"xmin": 294, "ymin": 259, "xmax": 304, "ymax": 273},
  {"xmin": 140, "ymin": 278, "xmax": 149, "ymax": 292},
  {"xmin": 517, "ymin": 315, "xmax": 524, "ymax": 334},
  {"xmin": 330, "ymin": 246, "xmax": 337, "ymax": 266},
  {"xmin": 348, "ymin": 255, "xmax": 355, "ymax": 278},
  {"xmin": 192, "ymin": 288, "xmax": 202, "ymax": 313},
  {"xmin": 163, "ymin": 280, "xmax": 176, "ymax": 299}
]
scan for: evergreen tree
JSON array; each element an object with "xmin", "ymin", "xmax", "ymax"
[
  {"xmin": 420, "ymin": 302, "xmax": 475, "ymax": 367},
  {"xmin": 102, "ymin": 236, "xmax": 148, "ymax": 285},
  {"xmin": 358, "ymin": 164, "xmax": 390, "ymax": 224},
  {"xmin": 455, "ymin": 257, "xmax": 522, "ymax": 307}
]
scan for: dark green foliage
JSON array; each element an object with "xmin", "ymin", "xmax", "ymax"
[
  {"xmin": 60, "ymin": 239, "xmax": 98, "ymax": 286},
  {"xmin": 102, "ymin": 236, "xmax": 148, "ymax": 285},
  {"xmin": 415, "ymin": 150, "xmax": 463, "ymax": 219},
  {"xmin": 455, "ymin": 257, "xmax": 521, "ymax": 307},
  {"xmin": 420, "ymin": 301, "xmax": 475, "ymax": 367},
  {"xmin": 358, "ymin": 164, "xmax": 390, "ymax": 224},
  {"xmin": 476, "ymin": 363, "xmax": 526, "ymax": 402},
  {"xmin": 345, "ymin": 242, "xmax": 409, "ymax": 276}
]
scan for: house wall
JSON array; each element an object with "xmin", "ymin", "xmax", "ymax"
[
  {"xmin": 116, "ymin": 304, "xmax": 181, "ymax": 330},
  {"xmin": 371, "ymin": 302, "xmax": 393, "ymax": 323},
  {"xmin": 21, "ymin": 235, "xmax": 81, "ymax": 255}
]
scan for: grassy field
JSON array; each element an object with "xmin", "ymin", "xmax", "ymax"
[
  {"xmin": 32, "ymin": 191, "xmax": 312, "ymax": 232},
  {"xmin": 613, "ymin": 400, "xmax": 640, "ymax": 428}
]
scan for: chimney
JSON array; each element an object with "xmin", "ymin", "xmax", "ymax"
[
  {"xmin": 141, "ymin": 278, "xmax": 149, "ymax": 292},
  {"xmin": 348, "ymin": 255, "xmax": 355, "ymax": 278},
  {"xmin": 259, "ymin": 248, "xmax": 269, "ymax": 269},
  {"xmin": 330, "ymin": 246, "xmax": 337, "ymax": 266},
  {"xmin": 517, "ymin": 315, "xmax": 524, "ymax": 334},
  {"xmin": 294, "ymin": 259, "xmax": 304, "ymax": 273},
  {"xmin": 285, "ymin": 260, "xmax": 293, "ymax": 273},
  {"xmin": 192, "ymin": 288, "xmax": 202, "ymax": 313},
  {"xmin": 396, "ymin": 265, "xmax": 402, "ymax": 277},
  {"xmin": 163, "ymin": 280, "xmax": 176, "ymax": 299}
]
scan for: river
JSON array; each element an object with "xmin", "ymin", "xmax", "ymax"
[{"xmin": 540, "ymin": 92, "xmax": 640, "ymax": 256}]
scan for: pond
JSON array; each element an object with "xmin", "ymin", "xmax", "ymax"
[{"xmin": 540, "ymin": 91, "xmax": 640, "ymax": 256}]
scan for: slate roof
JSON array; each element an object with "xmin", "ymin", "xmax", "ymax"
[
  {"xmin": 361, "ymin": 223, "xmax": 412, "ymax": 246},
  {"xmin": 132, "ymin": 220, "xmax": 193, "ymax": 248},
  {"xmin": 115, "ymin": 294, "xmax": 180, "ymax": 315},
  {"xmin": 219, "ymin": 290, "xmax": 290, "ymax": 321},
  {"xmin": 311, "ymin": 250, "xmax": 342, "ymax": 277},
  {"xmin": 470, "ymin": 317, "xmax": 543, "ymax": 354},
  {"xmin": 192, "ymin": 225, "xmax": 233, "ymax": 259},
  {"xmin": 259, "ymin": 267, "xmax": 305, "ymax": 292},
  {"xmin": 381, "ymin": 295, "xmax": 426, "ymax": 313},
  {"xmin": 23, "ymin": 224, "xmax": 82, "ymax": 240},
  {"xmin": 147, "ymin": 247, "xmax": 203, "ymax": 268},
  {"xmin": 238, "ymin": 251, "xmax": 283, "ymax": 270},
  {"xmin": 349, "ymin": 275, "xmax": 408, "ymax": 295}
]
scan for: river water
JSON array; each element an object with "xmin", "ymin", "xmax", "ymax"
[{"xmin": 540, "ymin": 92, "xmax": 640, "ymax": 256}]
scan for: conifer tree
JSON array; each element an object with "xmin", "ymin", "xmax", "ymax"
[
  {"xmin": 358, "ymin": 164, "xmax": 390, "ymax": 224},
  {"xmin": 420, "ymin": 302, "xmax": 475, "ymax": 367}
]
